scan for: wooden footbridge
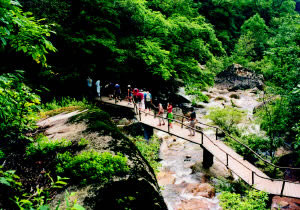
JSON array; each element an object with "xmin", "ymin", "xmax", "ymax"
[{"xmin": 101, "ymin": 96, "xmax": 300, "ymax": 198}]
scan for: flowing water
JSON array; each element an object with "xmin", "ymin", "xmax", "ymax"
[{"xmin": 157, "ymin": 86, "xmax": 262, "ymax": 209}]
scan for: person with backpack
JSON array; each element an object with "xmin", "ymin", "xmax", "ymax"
[
  {"xmin": 188, "ymin": 108, "xmax": 196, "ymax": 136},
  {"xmin": 137, "ymin": 91, "xmax": 144, "ymax": 110}
]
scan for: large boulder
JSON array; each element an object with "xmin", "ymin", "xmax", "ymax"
[
  {"xmin": 215, "ymin": 64, "xmax": 264, "ymax": 91},
  {"xmin": 40, "ymin": 109, "xmax": 167, "ymax": 210}
]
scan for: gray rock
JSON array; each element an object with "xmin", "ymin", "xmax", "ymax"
[{"xmin": 215, "ymin": 64, "xmax": 264, "ymax": 91}]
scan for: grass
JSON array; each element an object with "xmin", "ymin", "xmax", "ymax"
[{"xmin": 39, "ymin": 97, "xmax": 91, "ymax": 119}]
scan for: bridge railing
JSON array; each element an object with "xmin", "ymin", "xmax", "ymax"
[{"xmin": 131, "ymin": 103, "xmax": 300, "ymax": 198}]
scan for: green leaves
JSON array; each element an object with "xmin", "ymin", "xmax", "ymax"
[
  {"xmin": 56, "ymin": 150, "xmax": 129, "ymax": 184},
  {"xmin": 0, "ymin": 71, "xmax": 40, "ymax": 143},
  {"xmin": 0, "ymin": 0, "xmax": 56, "ymax": 66}
]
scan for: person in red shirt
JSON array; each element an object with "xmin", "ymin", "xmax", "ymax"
[
  {"xmin": 167, "ymin": 102, "xmax": 173, "ymax": 128},
  {"xmin": 133, "ymin": 88, "xmax": 139, "ymax": 103},
  {"xmin": 137, "ymin": 91, "xmax": 144, "ymax": 110}
]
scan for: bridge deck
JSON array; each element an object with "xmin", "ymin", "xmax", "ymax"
[{"xmin": 101, "ymin": 96, "xmax": 300, "ymax": 198}]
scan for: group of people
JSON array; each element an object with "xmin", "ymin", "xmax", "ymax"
[
  {"xmin": 87, "ymin": 77, "xmax": 101, "ymax": 98},
  {"xmin": 157, "ymin": 103, "xmax": 196, "ymax": 136},
  {"xmin": 87, "ymin": 77, "xmax": 197, "ymax": 137}
]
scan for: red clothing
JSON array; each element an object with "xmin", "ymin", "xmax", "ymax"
[
  {"xmin": 137, "ymin": 92, "xmax": 144, "ymax": 100},
  {"xmin": 167, "ymin": 105, "xmax": 173, "ymax": 113},
  {"xmin": 133, "ymin": 88, "xmax": 139, "ymax": 96}
]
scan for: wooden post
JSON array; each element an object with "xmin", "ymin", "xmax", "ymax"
[
  {"xmin": 216, "ymin": 128, "xmax": 218, "ymax": 140},
  {"xmin": 154, "ymin": 109, "xmax": 156, "ymax": 118},
  {"xmin": 252, "ymin": 171, "xmax": 255, "ymax": 185},
  {"xmin": 226, "ymin": 154, "xmax": 229, "ymax": 168},
  {"xmin": 139, "ymin": 109, "xmax": 141, "ymax": 121},
  {"xmin": 168, "ymin": 114, "xmax": 170, "ymax": 133},
  {"xmin": 181, "ymin": 117, "xmax": 184, "ymax": 128},
  {"xmin": 201, "ymin": 132, "xmax": 203, "ymax": 144},
  {"xmin": 280, "ymin": 181, "xmax": 286, "ymax": 197},
  {"xmin": 201, "ymin": 145, "xmax": 213, "ymax": 169}
]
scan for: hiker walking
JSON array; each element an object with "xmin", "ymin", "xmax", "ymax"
[
  {"xmin": 137, "ymin": 91, "xmax": 144, "ymax": 110},
  {"xmin": 86, "ymin": 76, "xmax": 93, "ymax": 98},
  {"xmin": 115, "ymin": 83, "xmax": 121, "ymax": 101},
  {"xmin": 188, "ymin": 108, "xmax": 196, "ymax": 136},
  {"xmin": 167, "ymin": 102, "xmax": 173, "ymax": 129},
  {"xmin": 157, "ymin": 103, "xmax": 165, "ymax": 126},
  {"xmin": 127, "ymin": 85, "xmax": 133, "ymax": 105},
  {"xmin": 95, "ymin": 79, "xmax": 101, "ymax": 98},
  {"xmin": 145, "ymin": 90, "xmax": 152, "ymax": 112}
]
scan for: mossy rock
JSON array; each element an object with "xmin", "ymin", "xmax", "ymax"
[
  {"xmin": 214, "ymin": 96, "xmax": 227, "ymax": 102},
  {"xmin": 229, "ymin": 94, "xmax": 240, "ymax": 99}
]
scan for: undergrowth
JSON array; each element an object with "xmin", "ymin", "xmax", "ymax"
[
  {"xmin": 130, "ymin": 136, "xmax": 161, "ymax": 173},
  {"xmin": 56, "ymin": 150, "xmax": 129, "ymax": 185}
]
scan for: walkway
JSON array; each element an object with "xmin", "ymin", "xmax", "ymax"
[{"xmin": 101, "ymin": 96, "xmax": 300, "ymax": 198}]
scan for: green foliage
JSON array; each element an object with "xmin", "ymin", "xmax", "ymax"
[
  {"xmin": 130, "ymin": 136, "xmax": 161, "ymax": 173},
  {"xmin": 0, "ymin": 166, "xmax": 22, "ymax": 189},
  {"xmin": 205, "ymin": 106, "xmax": 246, "ymax": 135},
  {"xmin": 185, "ymin": 86, "xmax": 210, "ymax": 103},
  {"xmin": 14, "ymin": 175, "xmax": 69, "ymax": 210},
  {"xmin": 0, "ymin": 0, "xmax": 56, "ymax": 66},
  {"xmin": 42, "ymin": 97, "xmax": 90, "ymax": 112},
  {"xmin": 78, "ymin": 138, "xmax": 89, "ymax": 147},
  {"xmin": 26, "ymin": 135, "xmax": 72, "ymax": 156},
  {"xmin": 0, "ymin": 71, "xmax": 40, "ymax": 143},
  {"xmin": 56, "ymin": 150, "xmax": 129, "ymax": 184},
  {"xmin": 225, "ymin": 134, "xmax": 270, "ymax": 161},
  {"xmin": 219, "ymin": 189, "xmax": 268, "ymax": 210},
  {"xmin": 62, "ymin": 190, "xmax": 85, "ymax": 210},
  {"xmin": 213, "ymin": 177, "xmax": 250, "ymax": 195},
  {"xmin": 0, "ymin": 149, "xmax": 5, "ymax": 159}
]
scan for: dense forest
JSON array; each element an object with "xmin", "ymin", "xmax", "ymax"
[{"xmin": 0, "ymin": 0, "xmax": 299, "ymax": 209}]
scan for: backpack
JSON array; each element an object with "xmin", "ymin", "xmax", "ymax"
[{"xmin": 146, "ymin": 93, "xmax": 151, "ymax": 101}]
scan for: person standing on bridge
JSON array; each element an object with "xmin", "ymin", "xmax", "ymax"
[
  {"xmin": 188, "ymin": 108, "xmax": 196, "ymax": 136},
  {"xmin": 95, "ymin": 79, "xmax": 101, "ymax": 98},
  {"xmin": 157, "ymin": 103, "xmax": 165, "ymax": 126},
  {"xmin": 167, "ymin": 102, "xmax": 173, "ymax": 129},
  {"xmin": 127, "ymin": 85, "xmax": 133, "ymax": 105}
]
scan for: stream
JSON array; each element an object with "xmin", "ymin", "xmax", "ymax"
[{"xmin": 156, "ymin": 86, "xmax": 262, "ymax": 209}]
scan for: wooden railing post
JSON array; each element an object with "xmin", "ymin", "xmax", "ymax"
[
  {"xmin": 280, "ymin": 181, "xmax": 286, "ymax": 197},
  {"xmin": 201, "ymin": 132, "xmax": 203, "ymax": 144},
  {"xmin": 252, "ymin": 171, "xmax": 255, "ymax": 185},
  {"xmin": 168, "ymin": 114, "xmax": 170, "ymax": 133},
  {"xmin": 226, "ymin": 154, "xmax": 229, "ymax": 168},
  {"xmin": 139, "ymin": 109, "xmax": 141, "ymax": 121},
  {"xmin": 181, "ymin": 117, "xmax": 184, "ymax": 128},
  {"xmin": 216, "ymin": 128, "xmax": 218, "ymax": 140}
]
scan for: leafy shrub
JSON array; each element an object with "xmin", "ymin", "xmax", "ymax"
[
  {"xmin": 78, "ymin": 138, "xmax": 89, "ymax": 147},
  {"xmin": 219, "ymin": 189, "xmax": 268, "ymax": 210},
  {"xmin": 205, "ymin": 106, "xmax": 246, "ymax": 135},
  {"xmin": 131, "ymin": 136, "xmax": 161, "ymax": 173},
  {"xmin": 0, "ymin": 72, "xmax": 40, "ymax": 143},
  {"xmin": 0, "ymin": 150, "xmax": 5, "ymax": 159},
  {"xmin": 213, "ymin": 177, "xmax": 250, "ymax": 196},
  {"xmin": 185, "ymin": 86, "xmax": 210, "ymax": 103},
  {"xmin": 26, "ymin": 135, "xmax": 72, "ymax": 156},
  {"xmin": 225, "ymin": 134, "xmax": 270, "ymax": 161},
  {"xmin": 0, "ymin": 166, "xmax": 22, "ymax": 189},
  {"xmin": 14, "ymin": 175, "xmax": 69, "ymax": 210},
  {"xmin": 56, "ymin": 150, "xmax": 129, "ymax": 184}
]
